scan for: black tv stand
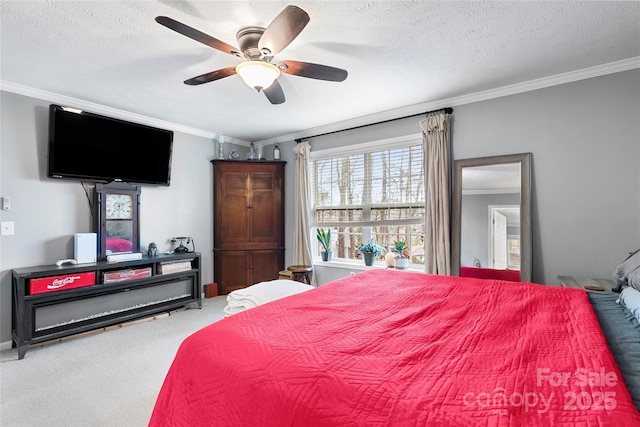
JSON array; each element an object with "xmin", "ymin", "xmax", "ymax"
[{"xmin": 12, "ymin": 253, "xmax": 201, "ymax": 359}]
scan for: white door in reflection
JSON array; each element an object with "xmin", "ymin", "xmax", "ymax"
[{"xmin": 492, "ymin": 210, "xmax": 507, "ymax": 269}]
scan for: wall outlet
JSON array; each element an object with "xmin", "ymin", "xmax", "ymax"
[{"xmin": 1, "ymin": 221, "xmax": 15, "ymax": 236}]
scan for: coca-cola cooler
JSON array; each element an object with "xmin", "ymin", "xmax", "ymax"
[{"xmin": 29, "ymin": 272, "xmax": 95, "ymax": 295}]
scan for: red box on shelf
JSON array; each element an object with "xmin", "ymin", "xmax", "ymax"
[
  {"xmin": 29, "ymin": 272, "xmax": 95, "ymax": 295},
  {"xmin": 102, "ymin": 267, "xmax": 152, "ymax": 284}
]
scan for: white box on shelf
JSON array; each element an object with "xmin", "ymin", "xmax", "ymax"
[
  {"xmin": 158, "ymin": 260, "xmax": 192, "ymax": 274},
  {"xmin": 74, "ymin": 233, "xmax": 97, "ymax": 264},
  {"xmin": 106, "ymin": 252, "xmax": 143, "ymax": 262}
]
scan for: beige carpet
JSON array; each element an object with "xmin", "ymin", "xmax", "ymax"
[{"xmin": 1, "ymin": 296, "xmax": 228, "ymax": 427}]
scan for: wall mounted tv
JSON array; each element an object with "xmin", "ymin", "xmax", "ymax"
[{"xmin": 48, "ymin": 104, "xmax": 174, "ymax": 186}]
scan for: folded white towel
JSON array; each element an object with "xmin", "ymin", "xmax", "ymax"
[
  {"xmin": 224, "ymin": 280, "xmax": 312, "ymax": 316},
  {"xmin": 223, "ymin": 300, "xmax": 254, "ymax": 315},
  {"xmin": 617, "ymin": 286, "xmax": 640, "ymax": 323}
]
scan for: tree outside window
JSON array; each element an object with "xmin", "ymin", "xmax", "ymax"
[{"xmin": 311, "ymin": 140, "xmax": 425, "ymax": 266}]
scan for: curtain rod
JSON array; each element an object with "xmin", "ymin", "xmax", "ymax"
[{"xmin": 295, "ymin": 107, "xmax": 452, "ymax": 143}]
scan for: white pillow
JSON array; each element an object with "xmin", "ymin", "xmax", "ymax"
[
  {"xmin": 617, "ymin": 286, "xmax": 640, "ymax": 323},
  {"xmin": 628, "ymin": 267, "xmax": 640, "ymax": 292}
]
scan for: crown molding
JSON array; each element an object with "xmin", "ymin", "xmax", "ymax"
[
  {"xmin": 462, "ymin": 189, "xmax": 520, "ymax": 195},
  {"xmin": 2, "ymin": 56, "xmax": 638, "ymax": 147},
  {"xmin": 0, "ymin": 81, "xmax": 251, "ymax": 146},
  {"xmin": 255, "ymin": 56, "xmax": 640, "ymax": 145}
]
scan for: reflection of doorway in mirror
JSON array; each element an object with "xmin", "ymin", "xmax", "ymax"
[{"xmin": 489, "ymin": 205, "xmax": 520, "ymax": 271}]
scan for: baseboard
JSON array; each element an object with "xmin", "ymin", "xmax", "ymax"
[{"xmin": 0, "ymin": 309, "xmax": 186, "ymax": 354}]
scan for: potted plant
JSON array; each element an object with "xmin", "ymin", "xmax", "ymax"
[
  {"xmin": 316, "ymin": 228, "xmax": 332, "ymax": 261},
  {"xmin": 355, "ymin": 240, "xmax": 386, "ymax": 266},
  {"xmin": 393, "ymin": 240, "xmax": 410, "ymax": 270}
]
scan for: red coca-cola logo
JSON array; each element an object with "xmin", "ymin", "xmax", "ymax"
[{"xmin": 48, "ymin": 276, "xmax": 81, "ymax": 289}]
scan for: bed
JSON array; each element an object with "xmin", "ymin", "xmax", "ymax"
[{"xmin": 149, "ymin": 270, "xmax": 640, "ymax": 426}]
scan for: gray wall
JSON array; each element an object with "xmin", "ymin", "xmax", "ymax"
[
  {"xmin": 0, "ymin": 91, "xmax": 224, "ymax": 345},
  {"xmin": 311, "ymin": 69, "xmax": 640, "ymax": 286}
]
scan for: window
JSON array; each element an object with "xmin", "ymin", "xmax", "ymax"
[{"xmin": 310, "ymin": 136, "xmax": 425, "ymax": 266}]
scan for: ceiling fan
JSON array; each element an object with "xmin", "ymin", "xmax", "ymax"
[{"xmin": 156, "ymin": 5, "xmax": 348, "ymax": 105}]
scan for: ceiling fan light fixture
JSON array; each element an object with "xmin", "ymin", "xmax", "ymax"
[{"xmin": 236, "ymin": 61, "xmax": 280, "ymax": 92}]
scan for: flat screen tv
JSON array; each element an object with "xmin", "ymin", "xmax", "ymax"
[{"xmin": 48, "ymin": 104, "xmax": 174, "ymax": 186}]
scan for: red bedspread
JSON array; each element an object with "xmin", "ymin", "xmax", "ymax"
[{"xmin": 150, "ymin": 270, "xmax": 640, "ymax": 426}]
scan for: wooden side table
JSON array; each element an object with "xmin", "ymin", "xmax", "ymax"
[
  {"xmin": 557, "ymin": 276, "xmax": 617, "ymax": 293},
  {"xmin": 287, "ymin": 265, "xmax": 313, "ymax": 285}
]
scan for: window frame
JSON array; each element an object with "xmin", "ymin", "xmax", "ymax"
[{"xmin": 309, "ymin": 133, "xmax": 425, "ymax": 268}]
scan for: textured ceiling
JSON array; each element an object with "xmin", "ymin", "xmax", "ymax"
[{"xmin": 1, "ymin": 1, "xmax": 639, "ymax": 144}]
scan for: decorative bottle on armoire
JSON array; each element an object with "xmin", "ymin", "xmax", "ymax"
[
  {"xmin": 246, "ymin": 142, "xmax": 257, "ymax": 160},
  {"xmin": 217, "ymin": 138, "xmax": 225, "ymax": 159},
  {"xmin": 273, "ymin": 143, "xmax": 281, "ymax": 160}
]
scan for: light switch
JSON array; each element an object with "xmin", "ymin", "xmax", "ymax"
[{"xmin": 1, "ymin": 221, "xmax": 14, "ymax": 236}]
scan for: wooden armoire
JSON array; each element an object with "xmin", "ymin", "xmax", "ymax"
[{"xmin": 212, "ymin": 160, "xmax": 285, "ymax": 294}]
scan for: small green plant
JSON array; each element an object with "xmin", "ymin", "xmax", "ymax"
[
  {"xmin": 393, "ymin": 240, "xmax": 408, "ymax": 258},
  {"xmin": 355, "ymin": 240, "xmax": 386, "ymax": 257},
  {"xmin": 316, "ymin": 228, "xmax": 332, "ymax": 253}
]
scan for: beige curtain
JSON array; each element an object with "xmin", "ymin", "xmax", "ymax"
[
  {"xmin": 292, "ymin": 142, "xmax": 315, "ymax": 283},
  {"xmin": 420, "ymin": 114, "xmax": 451, "ymax": 275}
]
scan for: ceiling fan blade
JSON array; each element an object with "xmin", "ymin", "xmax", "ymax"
[
  {"xmin": 184, "ymin": 66, "xmax": 237, "ymax": 85},
  {"xmin": 258, "ymin": 5, "xmax": 310, "ymax": 56},
  {"xmin": 156, "ymin": 16, "xmax": 240, "ymax": 57},
  {"xmin": 263, "ymin": 80, "xmax": 285, "ymax": 104},
  {"xmin": 279, "ymin": 60, "xmax": 348, "ymax": 82}
]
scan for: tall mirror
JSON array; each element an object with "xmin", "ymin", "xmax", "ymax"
[{"xmin": 452, "ymin": 153, "xmax": 532, "ymax": 282}]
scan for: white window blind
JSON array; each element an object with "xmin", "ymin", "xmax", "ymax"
[
  {"xmin": 311, "ymin": 145, "xmax": 424, "ymax": 227},
  {"xmin": 310, "ymin": 137, "xmax": 426, "ymax": 264}
]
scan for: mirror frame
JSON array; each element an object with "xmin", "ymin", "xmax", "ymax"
[{"xmin": 452, "ymin": 153, "xmax": 532, "ymax": 282}]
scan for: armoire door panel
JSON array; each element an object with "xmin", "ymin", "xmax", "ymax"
[
  {"xmin": 250, "ymin": 172, "xmax": 275, "ymax": 192},
  {"xmin": 220, "ymin": 195, "xmax": 250, "ymax": 242},
  {"xmin": 215, "ymin": 251, "xmax": 250, "ymax": 294},
  {"xmin": 250, "ymin": 193, "xmax": 281, "ymax": 243},
  {"xmin": 251, "ymin": 250, "xmax": 284, "ymax": 284},
  {"xmin": 223, "ymin": 172, "xmax": 250, "ymax": 194},
  {"xmin": 218, "ymin": 171, "xmax": 250, "ymax": 243},
  {"xmin": 250, "ymin": 171, "xmax": 283, "ymax": 244}
]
